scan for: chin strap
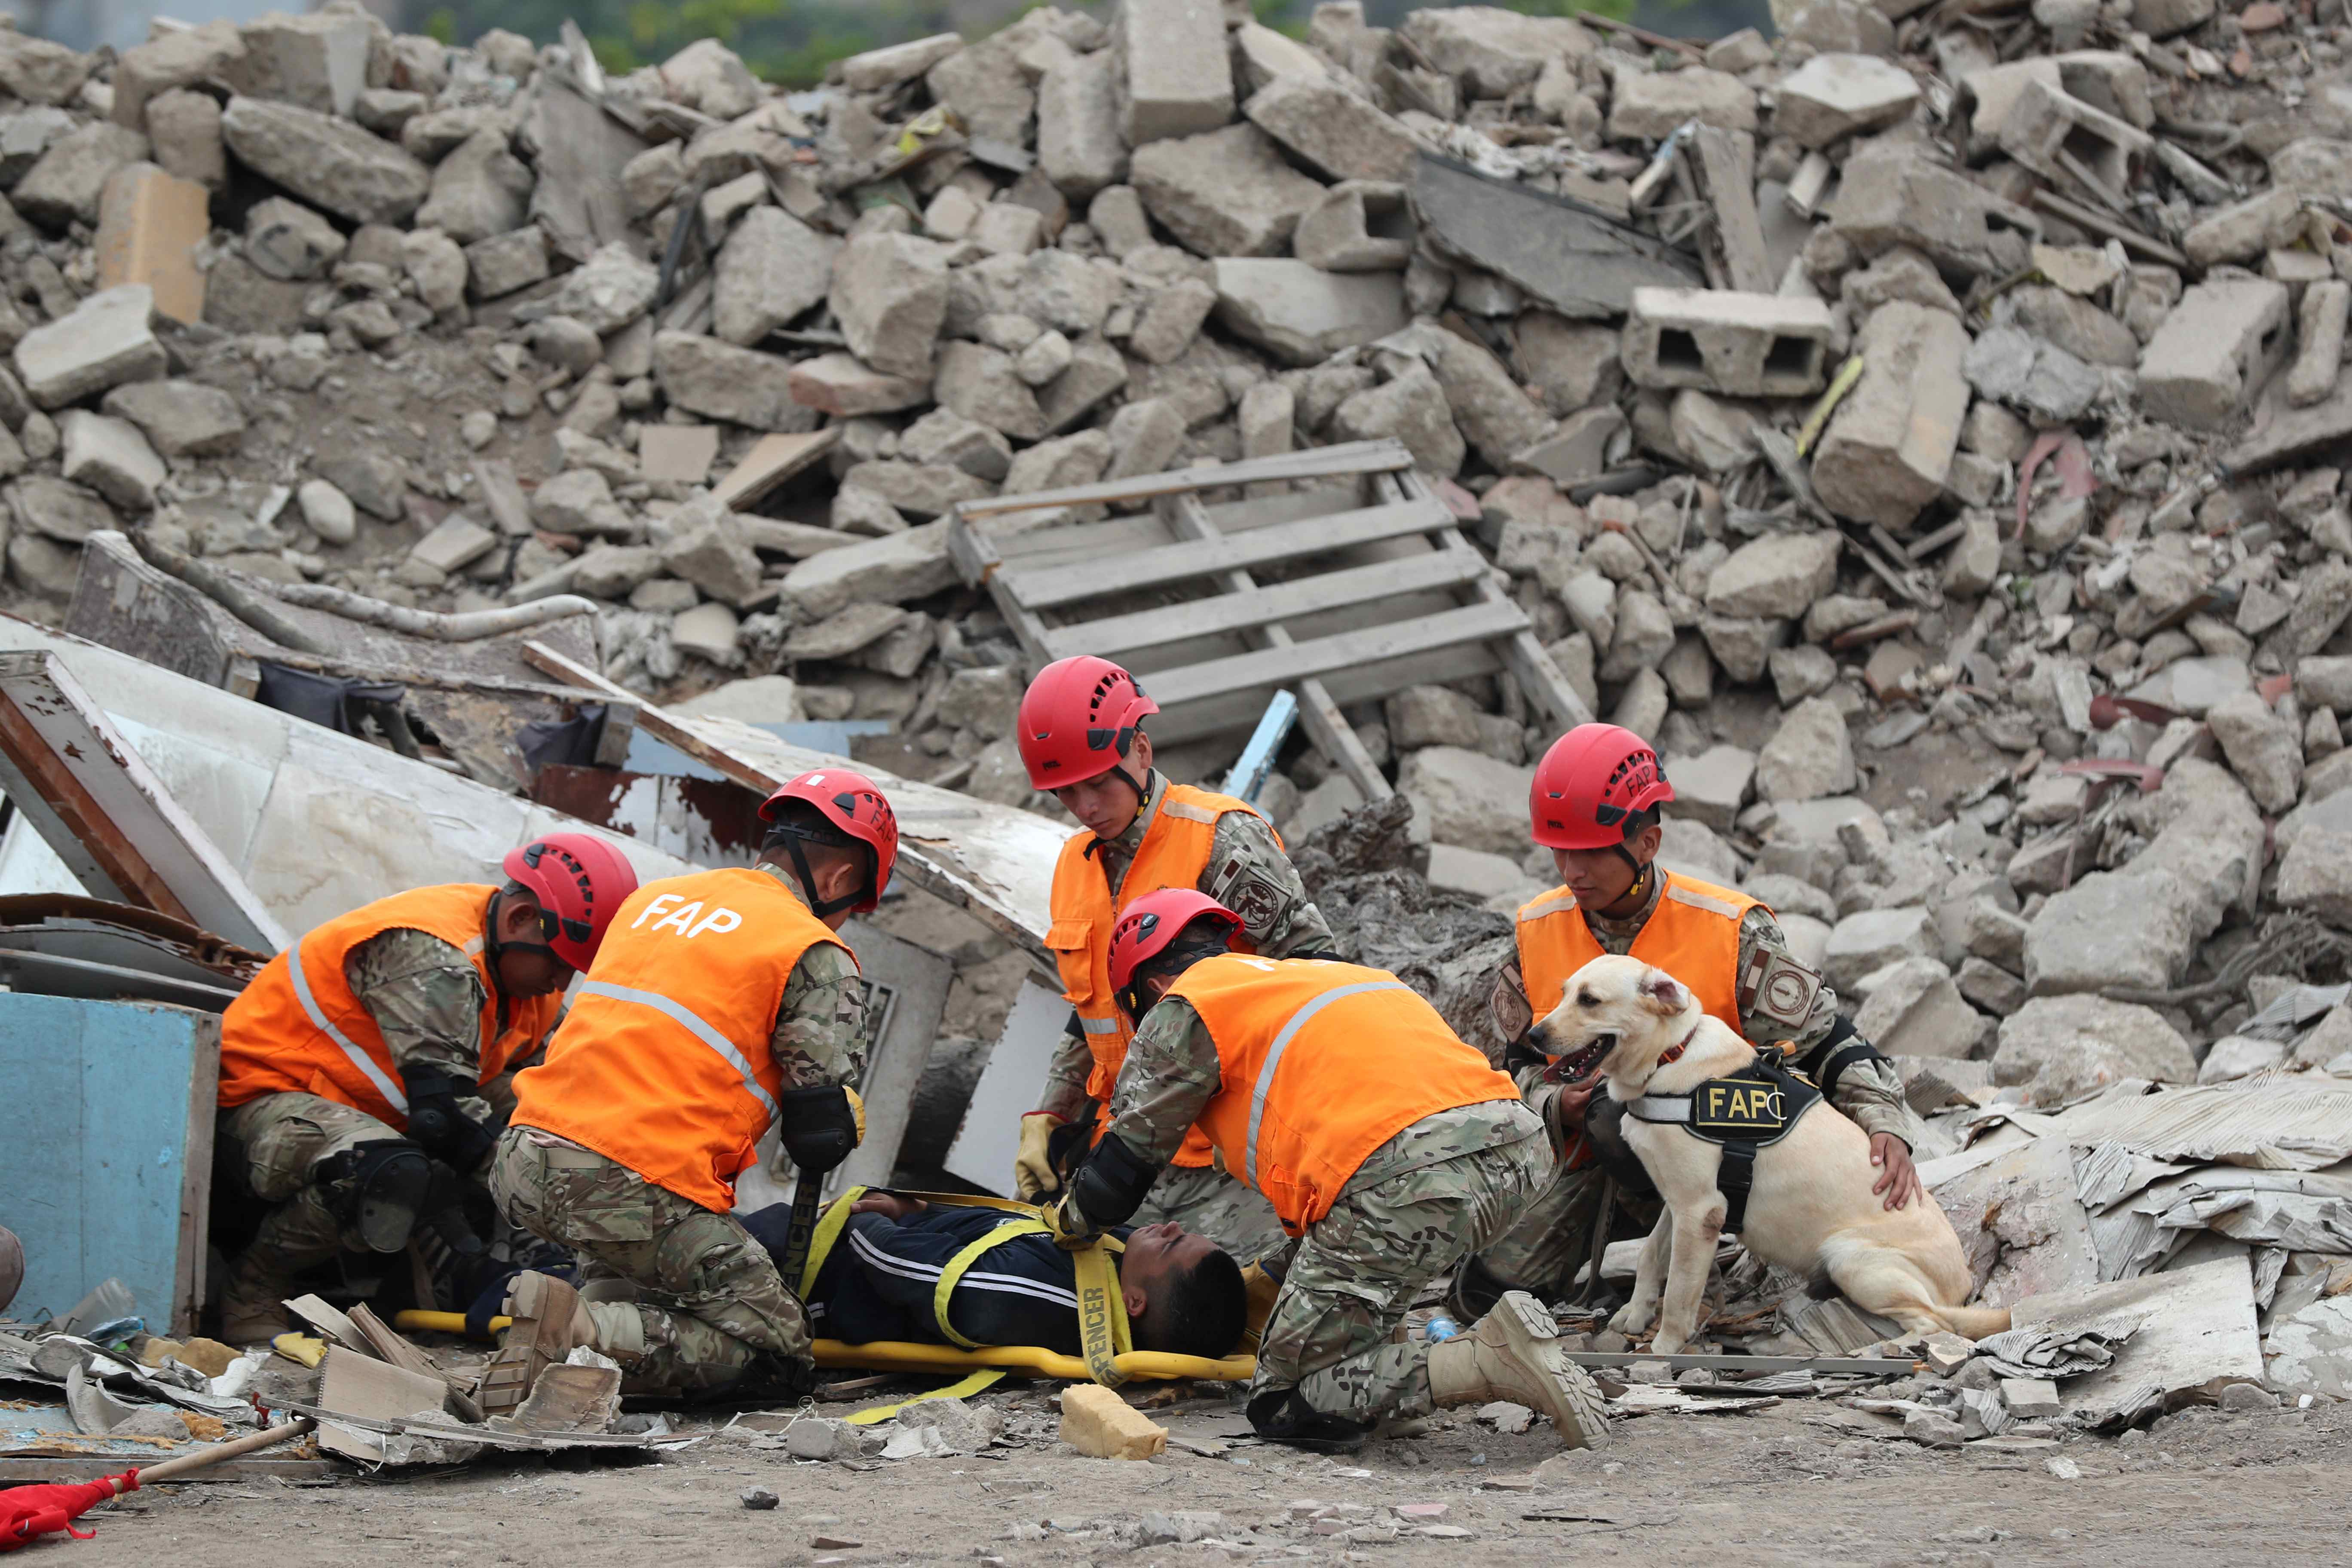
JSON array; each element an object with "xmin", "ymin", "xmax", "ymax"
[
  {"xmin": 779, "ymin": 830, "xmax": 864, "ymax": 920},
  {"xmin": 1081, "ymin": 769, "xmax": 1159, "ymax": 861}
]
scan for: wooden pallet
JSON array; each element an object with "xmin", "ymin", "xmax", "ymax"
[{"xmin": 947, "ymin": 441, "xmax": 1595, "ymax": 799}]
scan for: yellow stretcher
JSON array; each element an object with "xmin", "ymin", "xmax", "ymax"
[{"xmin": 393, "ymin": 1189, "xmax": 1258, "ymax": 1388}]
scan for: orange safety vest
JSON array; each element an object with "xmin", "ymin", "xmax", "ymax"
[
  {"xmin": 1046, "ymin": 783, "xmax": 1268, "ymax": 1168},
  {"xmin": 511, "ymin": 866, "xmax": 853, "ymax": 1213},
  {"xmin": 217, "ymin": 884, "xmax": 562, "ymax": 1129},
  {"xmin": 1172, "ymin": 955, "xmax": 1521, "ymax": 1234},
  {"xmin": 1515, "ymin": 870, "xmax": 1761, "ymax": 1049}
]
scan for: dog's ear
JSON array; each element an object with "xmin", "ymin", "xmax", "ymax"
[{"xmin": 1639, "ymin": 970, "xmax": 1688, "ymax": 1017}]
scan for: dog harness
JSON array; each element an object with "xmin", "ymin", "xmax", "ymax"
[{"xmin": 1625, "ymin": 1046, "xmax": 1824, "ymax": 1232}]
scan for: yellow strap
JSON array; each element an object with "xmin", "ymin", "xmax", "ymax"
[
  {"xmin": 1070, "ymin": 1234, "xmax": 1132, "ymax": 1387},
  {"xmin": 798, "ymin": 1185, "xmax": 870, "ymax": 1298},
  {"xmin": 843, "ymin": 1369, "xmax": 1007, "ymax": 1425},
  {"xmin": 931, "ymin": 1221, "xmax": 1051, "ymax": 1349},
  {"xmin": 812, "ymin": 1338, "xmax": 1254, "ymax": 1384}
]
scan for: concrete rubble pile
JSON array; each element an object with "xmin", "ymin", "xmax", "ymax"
[{"xmin": 0, "ymin": 0, "xmax": 2349, "ymax": 1222}]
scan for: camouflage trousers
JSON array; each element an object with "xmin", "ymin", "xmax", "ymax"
[
  {"xmin": 217, "ymin": 1092, "xmax": 401, "ymax": 1302},
  {"xmin": 1256, "ymin": 1104, "xmax": 1550, "ymax": 1424},
  {"xmin": 1470, "ymin": 1159, "xmax": 1614, "ymax": 1304},
  {"xmin": 1131, "ymin": 1161, "xmax": 1292, "ymax": 1270},
  {"xmin": 489, "ymin": 1127, "xmax": 810, "ymax": 1399}
]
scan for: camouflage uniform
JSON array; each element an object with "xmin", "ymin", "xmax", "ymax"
[
  {"xmin": 1085, "ymin": 1000, "xmax": 1549, "ymax": 1424},
  {"xmin": 1476, "ymin": 880, "xmax": 1929, "ymax": 1298},
  {"xmin": 492, "ymin": 862, "xmax": 867, "ymax": 1398},
  {"xmin": 1036, "ymin": 772, "xmax": 1333, "ymax": 1266},
  {"xmin": 217, "ymin": 928, "xmax": 531, "ymax": 1315}
]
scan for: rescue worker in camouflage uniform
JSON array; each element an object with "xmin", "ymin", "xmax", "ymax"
[
  {"xmin": 1012, "ymin": 656, "xmax": 1335, "ymax": 1268},
  {"xmin": 1465, "ymin": 724, "xmax": 1929, "ymax": 1309},
  {"xmin": 485, "ymin": 769, "xmax": 897, "ymax": 1409},
  {"xmin": 211, "ymin": 834, "xmax": 639, "ymax": 1344},
  {"xmin": 1042, "ymin": 889, "xmax": 1612, "ymax": 1455}
]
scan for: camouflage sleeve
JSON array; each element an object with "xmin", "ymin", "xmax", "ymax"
[
  {"xmin": 346, "ymin": 927, "xmax": 488, "ymax": 1083},
  {"xmin": 771, "ymin": 940, "xmax": 869, "ymax": 1092},
  {"xmin": 1038, "ymin": 1016, "xmax": 1097, "ymax": 1123},
  {"xmin": 1100, "ymin": 996, "xmax": 1222, "ymax": 1171},
  {"xmin": 1735, "ymin": 908, "xmax": 1920, "ymax": 1146},
  {"xmin": 1204, "ymin": 811, "xmax": 1340, "ymax": 959}
]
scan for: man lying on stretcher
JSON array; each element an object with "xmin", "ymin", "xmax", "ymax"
[{"xmin": 739, "ymin": 1191, "xmax": 1248, "ymax": 1360}]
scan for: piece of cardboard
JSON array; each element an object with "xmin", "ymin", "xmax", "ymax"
[
  {"xmin": 317, "ymin": 1345, "xmax": 447, "ymax": 1463},
  {"xmin": 95, "ymin": 163, "xmax": 209, "ymax": 325},
  {"xmin": 639, "ymin": 424, "xmax": 721, "ymax": 485}
]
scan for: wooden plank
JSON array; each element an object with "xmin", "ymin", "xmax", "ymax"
[
  {"xmin": 1004, "ymin": 498, "xmax": 1453, "ymax": 609},
  {"xmin": 1145, "ymin": 600, "xmax": 1528, "ymax": 709},
  {"xmin": 1691, "ymin": 126, "xmax": 1773, "ymax": 294},
  {"xmin": 1163, "ymin": 496, "xmax": 1393, "ymax": 803},
  {"xmin": 1044, "ymin": 549, "xmax": 1489, "ymax": 662},
  {"xmin": 175, "ymin": 1014, "xmax": 217, "ymax": 1338},
  {"xmin": 953, "ymin": 439, "xmax": 1413, "ymax": 519},
  {"xmin": 735, "ymin": 515, "xmax": 861, "ymax": 559},
  {"xmin": 1147, "ymin": 643, "xmax": 1501, "ymax": 746},
  {"xmin": 0, "ymin": 1457, "xmax": 342, "ymax": 1483},
  {"xmin": 711, "ymin": 429, "xmax": 840, "ymax": 510}
]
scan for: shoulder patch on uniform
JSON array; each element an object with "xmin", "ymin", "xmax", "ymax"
[
  {"xmin": 1666, "ymin": 883, "xmax": 1743, "ymax": 919},
  {"xmin": 1519, "ymin": 890, "xmax": 1579, "ymax": 924},
  {"xmin": 1740, "ymin": 946, "xmax": 1823, "ymax": 1032},
  {"xmin": 1207, "ymin": 855, "xmax": 1286, "ymax": 938}
]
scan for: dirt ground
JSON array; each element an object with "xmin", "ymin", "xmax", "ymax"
[{"xmin": 61, "ymin": 1390, "xmax": 2351, "ymax": 1567}]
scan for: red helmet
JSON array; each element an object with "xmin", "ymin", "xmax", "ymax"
[
  {"xmin": 1108, "ymin": 889, "xmax": 1242, "ymax": 992},
  {"xmin": 502, "ymin": 832, "xmax": 643, "ymax": 972},
  {"xmin": 1016, "ymin": 655, "xmax": 1159, "ymax": 793},
  {"xmin": 760, "ymin": 768, "xmax": 899, "ymax": 915},
  {"xmin": 1530, "ymin": 724, "xmax": 1675, "ymax": 850}
]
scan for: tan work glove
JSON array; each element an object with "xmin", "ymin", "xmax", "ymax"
[
  {"xmin": 1013, "ymin": 1112, "xmax": 1063, "ymax": 1203},
  {"xmin": 1237, "ymin": 1261, "xmax": 1282, "ymax": 1351}
]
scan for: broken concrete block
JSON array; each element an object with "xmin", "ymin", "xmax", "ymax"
[
  {"xmin": 233, "ymin": 9, "xmax": 372, "ymax": 118},
  {"xmin": 1238, "ymin": 381, "xmax": 1295, "ymax": 462},
  {"xmin": 297, "ymin": 478, "xmax": 356, "ymax": 544},
  {"xmin": 653, "ymin": 331, "xmax": 807, "ymax": 432},
  {"xmin": 2279, "ymin": 824, "xmax": 2352, "ymax": 927},
  {"xmin": 660, "ymin": 495, "xmax": 765, "ymax": 608},
  {"xmin": 1812, "ymin": 301, "xmax": 1969, "ymax": 530},
  {"xmin": 14, "ymin": 285, "xmax": 165, "ymax": 410},
  {"xmin": 0, "ymin": 33, "xmax": 91, "ymax": 109},
  {"xmin": 1213, "ymin": 259, "xmax": 1407, "ymax": 367},
  {"xmin": 409, "ymin": 514, "xmax": 498, "ymax": 577},
  {"xmin": 716, "ymin": 208, "xmax": 839, "ymax": 348},
  {"xmin": 837, "ymin": 462, "xmax": 989, "ymax": 521},
  {"xmin": 1414, "ymin": 154, "xmax": 1704, "ymax": 322},
  {"xmin": 246, "ymin": 195, "xmax": 346, "ymax": 281},
  {"xmin": 1607, "ymin": 67, "xmax": 1757, "ymax": 141},
  {"xmin": 1993, "ymin": 992, "xmax": 2195, "ymax": 1101},
  {"xmin": 411, "ymin": 124, "xmax": 533, "ymax": 243},
  {"xmin": 933, "ymin": 341, "xmax": 1047, "ymax": 441},
  {"xmin": 972, "ymin": 202, "xmax": 1044, "ymax": 257},
  {"xmin": 1293, "ymin": 181, "xmax": 1414, "ymax": 272},
  {"xmin": 94, "ymin": 162, "xmax": 209, "ymax": 327},
  {"xmin": 1243, "ymin": 72, "xmax": 1416, "ymax": 185},
  {"xmin": 1333, "ymin": 366, "xmax": 1465, "ymax": 476},
  {"xmin": 1822, "ymin": 905, "xmax": 1936, "ymax": 992},
  {"xmin": 2138, "ymin": 279, "xmax": 2289, "ymax": 433},
  {"xmin": 14, "ymin": 121, "xmax": 150, "ymax": 231},
  {"xmin": 220, "ymin": 96, "xmax": 431, "ymax": 227},
  {"xmin": 1397, "ymin": 8, "xmax": 1593, "ymax": 98},
  {"xmin": 1060, "ymin": 1384, "xmax": 1166, "ymax": 1460},
  {"xmin": 789, "ymin": 352, "xmax": 931, "ymax": 417},
  {"xmin": 1774, "ymin": 53, "xmax": 1920, "ymax": 148},
  {"xmin": 782, "ymin": 521, "xmax": 955, "ymax": 620},
  {"xmin": 1399, "ymin": 746, "xmax": 1536, "ymax": 858},
  {"xmin": 59, "ymin": 411, "xmax": 163, "ymax": 513},
  {"xmin": 1121, "ymin": 0, "xmax": 1234, "ymax": 145},
  {"xmin": 840, "ymin": 34, "xmax": 965, "ymax": 92},
  {"xmin": 1132, "ymin": 123, "xmax": 1327, "ymax": 258},
  {"xmin": 1963, "ymin": 325, "xmax": 2100, "ymax": 426},
  {"xmin": 1106, "ymin": 397, "xmax": 1188, "ymax": 481},
  {"xmin": 1705, "ymin": 530, "xmax": 1841, "ymax": 620},
  {"xmin": 1758, "ymin": 696, "xmax": 1860, "ymax": 805},
  {"xmin": 2289, "ymin": 280, "xmax": 2349, "ymax": 410},
  {"xmin": 1622, "ymin": 288, "xmax": 1834, "ymax": 398},
  {"xmin": 466, "ymin": 228, "xmax": 551, "ymax": 300},
  {"xmin": 1128, "ymin": 277, "xmax": 1217, "ymax": 365},
  {"xmin": 1997, "ymin": 78, "xmax": 2151, "ymax": 197},
  {"xmin": 1828, "ymin": 154, "xmax": 2038, "ymax": 282},
  {"xmin": 145, "ymin": 89, "xmax": 227, "ymax": 190},
  {"xmin": 1038, "ymin": 50, "xmax": 1127, "ymax": 199},
  {"xmin": 1511, "ymin": 405, "xmax": 1623, "ymax": 484},
  {"xmin": 113, "ymin": 21, "xmax": 246, "ymax": 133},
  {"xmin": 2182, "ymin": 187, "xmax": 2302, "ymax": 272},
  {"xmin": 101, "ymin": 380, "xmax": 245, "ymax": 457},
  {"xmin": 2010, "ymin": 1258, "xmax": 2263, "ymax": 1425}
]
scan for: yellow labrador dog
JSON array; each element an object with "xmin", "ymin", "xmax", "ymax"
[{"xmin": 1531, "ymin": 955, "xmax": 2009, "ymax": 1354}]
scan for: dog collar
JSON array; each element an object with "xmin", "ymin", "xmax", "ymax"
[{"xmin": 1655, "ymin": 1023, "xmax": 1699, "ymax": 1069}]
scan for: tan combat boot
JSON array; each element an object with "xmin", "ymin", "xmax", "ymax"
[
  {"xmin": 214, "ymin": 1248, "xmax": 301, "ymax": 1345},
  {"xmin": 478, "ymin": 1271, "xmax": 593, "ymax": 1415},
  {"xmin": 1426, "ymin": 1290, "xmax": 1612, "ymax": 1450}
]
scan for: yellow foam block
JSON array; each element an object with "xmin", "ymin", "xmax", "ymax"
[
  {"xmin": 272, "ymin": 1331, "xmax": 326, "ymax": 1369},
  {"xmin": 1059, "ymin": 1383, "xmax": 1166, "ymax": 1460}
]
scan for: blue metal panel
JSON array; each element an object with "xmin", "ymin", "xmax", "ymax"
[
  {"xmin": 1221, "ymin": 692, "xmax": 1301, "ymax": 804},
  {"xmin": 0, "ymin": 994, "xmax": 216, "ymax": 1333}
]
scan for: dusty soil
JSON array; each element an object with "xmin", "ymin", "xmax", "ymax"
[{"xmin": 64, "ymin": 1392, "xmax": 2351, "ymax": 1567}]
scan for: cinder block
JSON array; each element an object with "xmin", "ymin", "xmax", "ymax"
[
  {"xmin": 1829, "ymin": 154, "xmax": 2039, "ymax": 282},
  {"xmin": 1811, "ymin": 300, "xmax": 1969, "ymax": 530},
  {"xmin": 1995, "ymin": 78, "xmax": 2151, "ymax": 199},
  {"xmin": 94, "ymin": 162, "xmax": 210, "ymax": 325},
  {"xmin": 1120, "ymin": 0, "xmax": 1234, "ymax": 146},
  {"xmin": 2138, "ymin": 278, "xmax": 2289, "ymax": 433},
  {"xmin": 1621, "ymin": 287, "xmax": 1834, "ymax": 397}
]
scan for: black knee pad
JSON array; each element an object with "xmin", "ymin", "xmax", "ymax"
[
  {"xmin": 318, "ymin": 1140, "xmax": 433, "ymax": 1253},
  {"xmin": 1246, "ymin": 1388, "xmax": 1367, "ymax": 1454},
  {"xmin": 1583, "ymin": 1096, "xmax": 1658, "ymax": 1200}
]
